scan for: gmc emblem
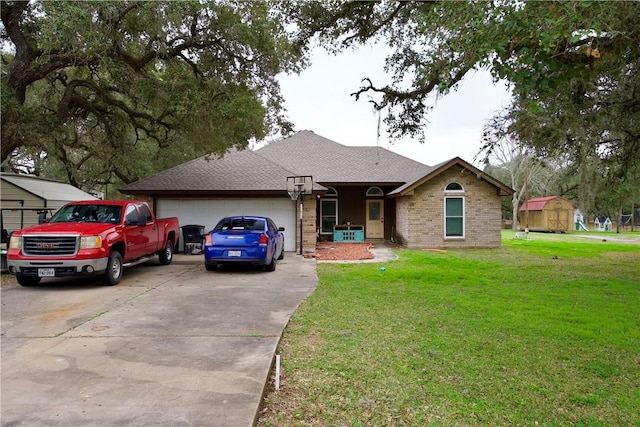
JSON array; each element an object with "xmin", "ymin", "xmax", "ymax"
[{"xmin": 37, "ymin": 242, "xmax": 57, "ymax": 249}]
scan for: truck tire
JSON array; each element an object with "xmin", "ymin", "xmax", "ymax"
[
  {"xmin": 103, "ymin": 251, "xmax": 123, "ymax": 286},
  {"xmin": 16, "ymin": 275, "xmax": 41, "ymax": 287},
  {"xmin": 158, "ymin": 240, "xmax": 174, "ymax": 265}
]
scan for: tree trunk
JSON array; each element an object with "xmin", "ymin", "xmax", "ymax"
[{"xmin": 512, "ymin": 192, "xmax": 519, "ymax": 230}]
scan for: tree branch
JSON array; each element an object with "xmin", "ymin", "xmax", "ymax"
[
  {"xmin": 56, "ymin": 79, "xmax": 175, "ymax": 132},
  {"xmin": 342, "ymin": 2, "xmax": 407, "ymax": 46},
  {"xmin": 1, "ymin": 0, "xmax": 34, "ymax": 102}
]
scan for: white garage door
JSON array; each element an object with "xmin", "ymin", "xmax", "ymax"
[{"xmin": 156, "ymin": 198, "xmax": 297, "ymax": 252}]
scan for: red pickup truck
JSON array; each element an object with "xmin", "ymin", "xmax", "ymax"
[{"xmin": 7, "ymin": 200, "xmax": 180, "ymax": 287}]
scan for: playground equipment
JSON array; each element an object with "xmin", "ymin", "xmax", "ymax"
[
  {"xmin": 576, "ymin": 220, "xmax": 589, "ymax": 231},
  {"xmin": 594, "ymin": 216, "xmax": 612, "ymax": 232},
  {"xmin": 574, "ymin": 209, "xmax": 588, "ymax": 231}
]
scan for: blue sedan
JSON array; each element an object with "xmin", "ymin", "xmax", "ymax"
[{"xmin": 204, "ymin": 216, "xmax": 285, "ymax": 271}]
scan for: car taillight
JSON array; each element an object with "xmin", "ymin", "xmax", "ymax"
[
  {"xmin": 204, "ymin": 233, "xmax": 212, "ymax": 246},
  {"xmin": 259, "ymin": 233, "xmax": 268, "ymax": 245}
]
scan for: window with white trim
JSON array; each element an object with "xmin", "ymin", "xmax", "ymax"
[{"xmin": 445, "ymin": 196, "xmax": 464, "ymax": 238}]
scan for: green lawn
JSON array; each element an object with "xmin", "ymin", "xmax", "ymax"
[{"xmin": 258, "ymin": 232, "xmax": 640, "ymax": 426}]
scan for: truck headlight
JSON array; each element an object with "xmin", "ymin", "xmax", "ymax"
[
  {"xmin": 80, "ymin": 236, "xmax": 102, "ymax": 249},
  {"xmin": 9, "ymin": 236, "xmax": 21, "ymax": 250}
]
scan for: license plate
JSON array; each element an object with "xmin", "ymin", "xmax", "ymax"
[
  {"xmin": 228, "ymin": 250, "xmax": 242, "ymax": 257},
  {"xmin": 38, "ymin": 268, "xmax": 55, "ymax": 277}
]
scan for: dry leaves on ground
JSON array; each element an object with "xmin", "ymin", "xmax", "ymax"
[{"xmin": 1, "ymin": 273, "xmax": 16, "ymax": 288}]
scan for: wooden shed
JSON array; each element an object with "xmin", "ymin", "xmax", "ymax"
[
  {"xmin": 519, "ymin": 196, "xmax": 575, "ymax": 232},
  {"xmin": 1, "ymin": 172, "xmax": 98, "ymax": 234}
]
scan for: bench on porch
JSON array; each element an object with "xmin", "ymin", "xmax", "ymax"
[{"xmin": 333, "ymin": 224, "xmax": 365, "ymax": 242}]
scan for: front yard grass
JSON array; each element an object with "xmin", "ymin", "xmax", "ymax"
[{"xmin": 258, "ymin": 232, "xmax": 640, "ymax": 426}]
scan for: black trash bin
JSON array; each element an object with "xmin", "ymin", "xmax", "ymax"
[
  {"xmin": 1, "ymin": 229, "xmax": 9, "ymax": 271},
  {"xmin": 181, "ymin": 225, "xmax": 205, "ymax": 255},
  {"xmin": 1, "ymin": 247, "xmax": 7, "ymax": 271}
]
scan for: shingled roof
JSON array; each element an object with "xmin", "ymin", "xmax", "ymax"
[
  {"xmin": 120, "ymin": 148, "xmax": 301, "ymax": 194},
  {"xmin": 121, "ymin": 131, "xmax": 438, "ymax": 195},
  {"xmin": 256, "ymin": 130, "xmax": 430, "ymax": 184}
]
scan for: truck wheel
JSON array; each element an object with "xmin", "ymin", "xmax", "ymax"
[
  {"xmin": 103, "ymin": 251, "xmax": 123, "ymax": 286},
  {"xmin": 16, "ymin": 275, "xmax": 41, "ymax": 287},
  {"xmin": 158, "ymin": 240, "xmax": 174, "ymax": 265}
]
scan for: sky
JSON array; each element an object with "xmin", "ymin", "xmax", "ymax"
[{"xmin": 274, "ymin": 44, "xmax": 513, "ymax": 167}]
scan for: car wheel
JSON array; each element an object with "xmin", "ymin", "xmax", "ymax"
[
  {"xmin": 277, "ymin": 248, "xmax": 284, "ymax": 260},
  {"xmin": 265, "ymin": 255, "xmax": 276, "ymax": 272},
  {"xmin": 103, "ymin": 251, "xmax": 123, "ymax": 286},
  {"xmin": 205, "ymin": 263, "xmax": 218, "ymax": 271},
  {"xmin": 16, "ymin": 275, "xmax": 41, "ymax": 287},
  {"xmin": 158, "ymin": 240, "xmax": 174, "ymax": 265}
]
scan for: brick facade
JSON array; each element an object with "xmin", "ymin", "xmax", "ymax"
[
  {"xmin": 394, "ymin": 165, "xmax": 502, "ymax": 249},
  {"xmin": 294, "ymin": 194, "xmax": 318, "ymax": 255}
]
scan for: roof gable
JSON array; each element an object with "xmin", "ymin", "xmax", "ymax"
[{"xmin": 389, "ymin": 157, "xmax": 514, "ymax": 197}]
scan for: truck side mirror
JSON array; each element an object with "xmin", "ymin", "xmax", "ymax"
[
  {"xmin": 126, "ymin": 213, "xmax": 147, "ymax": 227},
  {"xmin": 135, "ymin": 213, "xmax": 147, "ymax": 226},
  {"xmin": 38, "ymin": 212, "xmax": 48, "ymax": 224}
]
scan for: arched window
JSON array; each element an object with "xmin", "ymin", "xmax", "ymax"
[
  {"xmin": 325, "ymin": 186, "xmax": 338, "ymax": 196},
  {"xmin": 366, "ymin": 186, "xmax": 384, "ymax": 196},
  {"xmin": 445, "ymin": 182, "xmax": 464, "ymax": 192},
  {"xmin": 444, "ymin": 183, "xmax": 464, "ymax": 238}
]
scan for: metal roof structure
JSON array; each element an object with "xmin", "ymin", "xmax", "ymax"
[{"xmin": 1, "ymin": 173, "xmax": 98, "ymax": 202}]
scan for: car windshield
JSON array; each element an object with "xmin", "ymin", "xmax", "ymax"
[
  {"xmin": 214, "ymin": 218, "xmax": 265, "ymax": 231},
  {"xmin": 49, "ymin": 205, "xmax": 123, "ymax": 224}
]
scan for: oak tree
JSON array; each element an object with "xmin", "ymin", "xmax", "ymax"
[
  {"xmin": 288, "ymin": 0, "xmax": 640, "ymax": 180},
  {"xmin": 1, "ymin": 1, "xmax": 303, "ymax": 186}
]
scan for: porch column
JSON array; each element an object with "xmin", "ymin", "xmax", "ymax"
[{"xmin": 299, "ymin": 194, "xmax": 317, "ymax": 255}]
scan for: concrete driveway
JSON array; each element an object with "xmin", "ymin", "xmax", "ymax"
[{"xmin": 1, "ymin": 253, "xmax": 317, "ymax": 426}]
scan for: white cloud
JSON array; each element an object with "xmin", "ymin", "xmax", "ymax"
[{"xmin": 277, "ymin": 44, "xmax": 512, "ymax": 166}]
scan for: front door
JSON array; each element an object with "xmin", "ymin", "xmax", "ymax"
[{"xmin": 366, "ymin": 200, "xmax": 384, "ymax": 239}]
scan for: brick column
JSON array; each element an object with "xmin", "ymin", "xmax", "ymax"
[
  {"xmin": 294, "ymin": 194, "xmax": 317, "ymax": 255},
  {"xmin": 302, "ymin": 194, "xmax": 317, "ymax": 255}
]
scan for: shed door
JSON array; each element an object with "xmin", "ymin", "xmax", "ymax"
[{"xmin": 548, "ymin": 200, "xmax": 569, "ymax": 231}]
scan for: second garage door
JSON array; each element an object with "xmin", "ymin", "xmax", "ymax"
[{"xmin": 156, "ymin": 198, "xmax": 297, "ymax": 252}]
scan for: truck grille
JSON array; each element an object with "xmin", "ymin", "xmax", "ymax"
[{"xmin": 22, "ymin": 235, "xmax": 78, "ymax": 256}]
